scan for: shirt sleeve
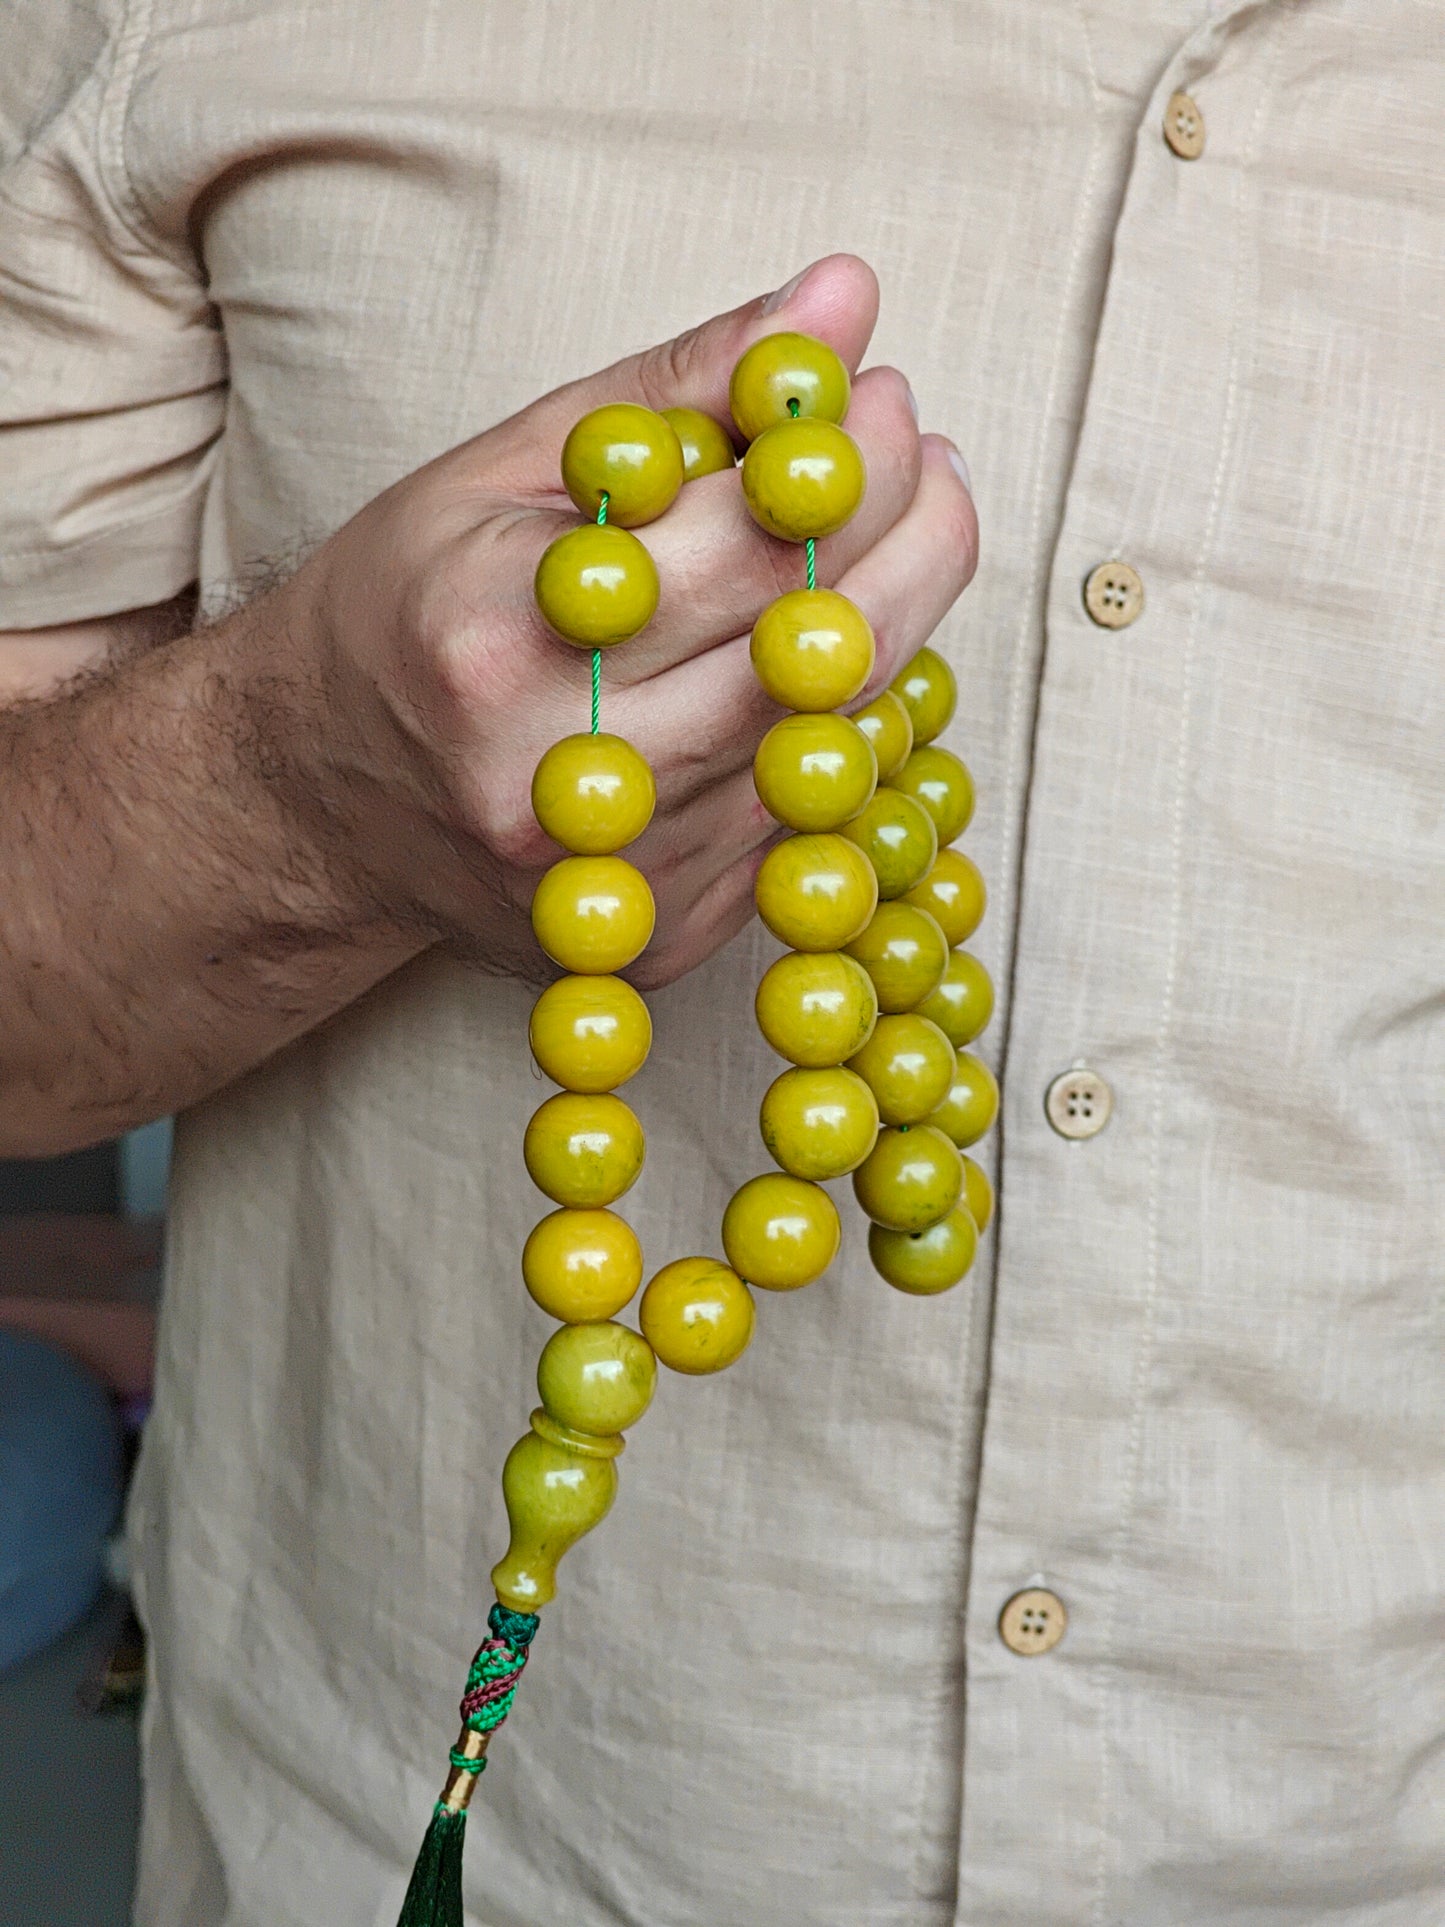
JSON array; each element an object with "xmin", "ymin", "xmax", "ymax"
[{"xmin": 0, "ymin": 0, "xmax": 226, "ymax": 626}]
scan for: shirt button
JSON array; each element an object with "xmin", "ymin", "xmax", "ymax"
[
  {"xmin": 1044, "ymin": 1066, "xmax": 1113, "ymax": 1140},
  {"xmin": 1163, "ymin": 90, "xmax": 1206, "ymax": 159},
  {"xmin": 1082, "ymin": 560, "xmax": 1144, "ymax": 628},
  {"xmin": 999, "ymin": 1587, "xmax": 1068, "ymax": 1656}
]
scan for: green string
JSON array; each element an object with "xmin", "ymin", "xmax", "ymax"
[
  {"xmin": 592, "ymin": 490, "xmax": 607, "ymax": 734},
  {"xmin": 786, "ymin": 400, "xmax": 817, "ymax": 589}
]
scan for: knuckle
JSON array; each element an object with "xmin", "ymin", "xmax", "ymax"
[{"xmin": 635, "ymin": 327, "xmax": 704, "ymax": 414}]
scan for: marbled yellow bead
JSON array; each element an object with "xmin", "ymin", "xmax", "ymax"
[
  {"xmin": 522, "ymin": 1207, "xmax": 643, "ymax": 1322},
  {"xmin": 851, "ymin": 689, "xmax": 914, "ymax": 781},
  {"xmin": 891, "ymin": 745, "xmax": 975, "ymax": 846},
  {"xmin": 729, "ymin": 331, "xmax": 851, "ymax": 442},
  {"xmin": 523, "ymin": 1092, "xmax": 645, "ymax": 1207},
  {"xmin": 661, "ymin": 407, "xmax": 736, "ymax": 481},
  {"xmin": 561, "ymin": 403, "xmax": 684, "ymax": 526},
  {"xmin": 852, "ymin": 1123, "xmax": 963, "ymax": 1232},
  {"xmin": 753, "ymin": 713, "xmax": 877, "ymax": 832},
  {"xmin": 845, "ymin": 901, "xmax": 948, "ymax": 1014},
  {"xmin": 741, "ymin": 419, "xmax": 866, "ymax": 542},
  {"xmin": 531, "ymin": 733, "xmax": 656, "ymax": 856},
  {"xmin": 889, "ymin": 645, "xmax": 957, "ymax": 746},
  {"xmin": 721, "ymin": 1172, "xmax": 840, "ymax": 1291},
  {"xmin": 534, "ymin": 524, "xmax": 659, "ymax": 649},
  {"xmin": 928, "ymin": 1052, "xmax": 1000, "ymax": 1150},
  {"xmin": 750, "ymin": 589, "xmax": 876, "ymax": 711},
  {"xmin": 902, "ymin": 850, "xmax": 987, "ymax": 949},
  {"xmin": 537, "ymin": 1319, "xmax": 656, "ymax": 1436},
  {"xmin": 754, "ymin": 949, "xmax": 878, "ymax": 1067},
  {"xmin": 529, "ymin": 974, "xmax": 652, "ymax": 1093},
  {"xmin": 841, "ymin": 787, "xmax": 938, "ymax": 900},
  {"xmin": 759, "ymin": 1065, "xmax": 879, "ymax": 1181},
  {"xmin": 847, "ymin": 1013, "xmax": 956, "ymax": 1126},
  {"xmin": 915, "ymin": 947, "xmax": 994, "ymax": 1048},
  {"xmin": 868, "ymin": 1206, "xmax": 978, "ymax": 1296},
  {"xmin": 639, "ymin": 1257, "xmax": 756, "ymax": 1375},
  {"xmin": 961, "ymin": 1154, "xmax": 994, "ymax": 1233},
  {"xmin": 754, "ymin": 833, "xmax": 878, "ymax": 952},
  {"xmin": 490, "ymin": 1425, "xmax": 619, "ymax": 1613},
  {"xmin": 531, "ymin": 856, "xmax": 655, "ymax": 974}
]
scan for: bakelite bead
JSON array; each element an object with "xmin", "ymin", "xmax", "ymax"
[
  {"xmin": 534, "ymin": 524, "xmax": 660, "ymax": 649},
  {"xmin": 844, "ymin": 901, "xmax": 948, "ymax": 1014},
  {"xmin": 741, "ymin": 419, "xmax": 866, "ymax": 542},
  {"xmin": 842, "ymin": 788, "xmax": 938, "ymax": 900},
  {"xmin": 759, "ymin": 1065, "xmax": 880, "ymax": 1181},
  {"xmin": 531, "ymin": 733, "xmax": 657, "ymax": 856},
  {"xmin": 928, "ymin": 1051, "xmax": 1000, "ymax": 1150},
  {"xmin": 729, "ymin": 331, "xmax": 851, "ymax": 442},
  {"xmin": 889, "ymin": 645, "xmax": 957, "ymax": 746},
  {"xmin": 961, "ymin": 1154, "xmax": 995, "ymax": 1233},
  {"xmin": 561, "ymin": 404, "xmax": 685, "ymax": 526},
  {"xmin": 753, "ymin": 712, "xmax": 877, "ymax": 833},
  {"xmin": 754, "ymin": 833, "xmax": 878, "ymax": 952},
  {"xmin": 722, "ymin": 1172, "xmax": 841, "ymax": 1291},
  {"xmin": 868, "ymin": 1206, "xmax": 978, "ymax": 1296},
  {"xmin": 661, "ymin": 407, "xmax": 736, "ymax": 481},
  {"xmin": 524, "ymin": 1092, "xmax": 646, "ymax": 1207},
  {"xmin": 847, "ymin": 1013, "xmax": 956, "ymax": 1126},
  {"xmin": 851, "ymin": 689, "xmax": 914, "ymax": 781},
  {"xmin": 915, "ymin": 947, "xmax": 994, "ymax": 1048},
  {"xmin": 537, "ymin": 1319, "xmax": 657, "ymax": 1436},
  {"xmin": 750, "ymin": 589, "xmax": 876, "ymax": 711},
  {"xmin": 491, "ymin": 1425, "xmax": 619, "ymax": 1613},
  {"xmin": 902, "ymin": 850, "xmax": 987, "ymax": 949},
  {"xmin": 529, "ymin": 974, "xmax": 653, "ymax": 1093},
  {"xmin": 891, "ymin": 744, "xmax": 975, "ymax": 846},
  {"xmin": 522, "ymin": 1207, "xmax": 644, "ymax": 1322},
  {"xmin": 531, "ymin": 855, "xmax": 656, "ymax": 974},
  {"xmin": 753, "ymin": 949, "xmax": 878, "ymax": 1067},
  {"xmin": 852, "ymin": 1123, "xmax": 964, "ymax": 1233},
  {"xmin": 639, "ymin": 1257, "xmax": 756, "ymax": 1376}
]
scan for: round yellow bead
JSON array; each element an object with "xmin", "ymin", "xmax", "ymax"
[
  {"xmin": 661, "ymin": 407, "xmax": 736, "ymax": 481},
  {"xmin": 537, "ymin": 1319, "xmax": 657, "ymax": 1436},
  {"xmin": 529, "ymin": 974, "xmax": 652, "ymax": 1092},
  {"xmin": 868, "ymin": 1206, "xmax": 978, "ymax": 1296},
  {"xmin": 754, "ymin": 833, "xmax": 878, "ymax": 952},
  {"xmin": 891, "ymin": 745, "xmax": 975, "ymax": 846},
  {"xmin": 729, "ymin": 331, "xmax": 851, "ymax": 442},
  {"xmin": 842, "ymin": 787, "xmax": 938, "ymax": 899},
  {"xmin": 847, "ymin": 1013, "xmax": 956, "ymax": 1126},
  {"xmin": 522, "ymin": 1207, "xmax": 643, "ymax": 1321},
  {"xmin": 721, "ymin": 1172, "xmax": 840, "ymax": 1291},
  {"xmin": 961, "ymin": 1154, "xmax": 994, "ymax": 1233},
  {"xmin": 534, "ymin": 524, "xmax": 660, "ymax": 649},
  {"xmin": 845, "ymin": 902, "xmax": 948, "ymax": 1014},
  {"xmin": 852, "ymin": 1123, "xmax": 963, "ymax": 1232},
  {"xmin": 531, "ymin": 856, "xmax": 655, "ymax": 974},
  {"xmin": 639, "ymin": 1257, "xmax": 755, "ymax": 1376},
  {"xmin": 523, "ymin": 1092, "xmax": 645, "ymax": 1207},
  {"xmin": 561, "ymin": 404, "xmax": 684, "ymax": 527},
  {"xmin": 889, "ymin": 646, "xmax": 957, "ymax": 746},
  {"xmin": 754, "ymin": 949, "xmax": 878, "ymax": 1067},
  {"xmin": 759, "ymin": 1065, "xmax": 879, "ymax": 1181},
  {"xmin": 851, "ymin": 689, "xmax": 914, "ymax": 781},
  {"xmin": 741, "ymin": 419, "xmax": 866, "ymax": 543},
  {"xmin": 531, "ymin": 732, "xmax": 656, "ymax": 855},
  {"xmin": 915, "ymin": 948, "xmax": 994, "ymax": 1048},
  {"xmin": 928, "ymin": 1052, "xmax": 1000, "ymax": 1150},
  {"xmin": 749, "ymin": 589, "xmax": 876, "ymax": 711},
  {"xmin": 753, "ymin": 713, "xmax": 877, "ymax": 833},
  {"xmin": 902, "ymin": 850, "xmax": 987, "ymax": 949}
]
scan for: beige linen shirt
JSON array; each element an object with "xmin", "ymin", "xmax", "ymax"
[{"xmin": 3, "ymin": 2, "xmax": 1444, "ymax": 1921}]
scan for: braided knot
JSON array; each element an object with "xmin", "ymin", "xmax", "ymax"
[{"xmin": 458, "ymin": 1602, "xmax": 541, "ymax": 1736}]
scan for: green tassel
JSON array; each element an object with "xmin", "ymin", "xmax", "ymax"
[{"xmin": 396, "ymin": 1804, "xmax": 468, "ymax": 1927}]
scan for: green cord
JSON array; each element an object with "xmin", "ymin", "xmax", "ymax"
[
  {"xmin": 786, "ymin": 400, "xmax": 818, "ymax": 589},
  {"xmin": 592, "ymin": 491, "xmax": 607, "ymax": 734}
]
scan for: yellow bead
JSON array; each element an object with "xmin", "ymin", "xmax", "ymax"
[
  {"xmin": 928, "ymin": 1051, "xmax": 1000, "ymax": 1149},
  {"xmin": 754, "ymin": 833, "xmax": 878, "ymax": 952},
  {"xmin": 842, "ymin": 787, "xmax": 938, "ymax": 899},
  {"xmin": 749, "ymin": 589, "xmax": 876, "ymax": 711},
  {"xmin": 721, "ymin": 1172, "xmax": 840, "ymax": 1291},
  {"xmin": 851, "ymin": 689, "xmax": 914, "ymax": 781},
  {"xmin": 537, "ymin": 1319, "xmax": 656, "ymax": 1436},
  {"xmin": 961, "ymin": 1154, "xmax": 994, "ymax": 1232},
  {"xmin": 759, "ymin": 1065, "xmax": 879, "ymax": 1181},
  {"xmin": 523, "ymin": 1092, "xmax": 645, "ymax": 1207},
  {"xmin": 741, "ymin": 419, "xmax": 866, "ymax": 543},
  {"xmin": 889, "ymin": 646, "xmax": 957, "ymax": 745},
  {"xmin": 753, "ymin": 713, "xmax": 877, "ymax": 832},
  {"xmin": 490, "ymin": 1424, "xmax": 619, "ymax": 1613},
  {"xmin": 902, "ymin": 850, "xmax": 987, "ymax": 949},
  {"xmin": 534, "ymin": 524, "xmax": 660, "ymax": 649},
  {"xmin": 845, "ymin": 902, "xmax": 948, "ymax": 1014},
  {"xmin": 754, "ymin": 949, "xmax": 878, "ymax": 1067},
  {"xmin": 529, "ymin": 974, "xmax": 652, "ymax": 1092},
  {"xmin": 847, "ymin": 1013, "xmax": 955, "ymax": 1125},
  {"xmin": 561, "ymin": 404, "xmax": 684, "ymax": 527},
  {"xmin": 729, "ymin": 331, "xmax": 851, "ymax": 442},
  {"xmin": 915, "ymin": 947, "xmax": 994, "ymax": 1048},
  {"xmin": 661, "ymin": 407, "xmax": 736, "ymax": 481},
  {"xmin": 531, "ymin": 855, "xmax": 655, "ymax": 974},
  {"xmin": 891, "ymin": 745, "xmax": 975, "ymax": 846},
  {"xmin": 531, "ymin": 732, "xmax": 656, "ymax": 855},
  {"xmin": 868, "ymin": 1206, "xmax": 978, "ymax": 1296},
  {"xmin": 639, "ymin": 1257, "xmax": 756, "ymax": 1376},
  {"xmin": 522, "ymin": 1207, "xmax": 643, "ymax": 1322},
  {"xmin": 852, "ymin": 1123, "xmax": 963, "ymax": 1232}
]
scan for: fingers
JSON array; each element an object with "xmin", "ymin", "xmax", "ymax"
[{"xmin": 631, "ymin": 836, "xmax": 774, "ymax": 992}]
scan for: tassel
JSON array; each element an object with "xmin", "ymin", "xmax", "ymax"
[{"xmin": 396, "ymin": 1805, "xmax": 468, "ymax": 1927}]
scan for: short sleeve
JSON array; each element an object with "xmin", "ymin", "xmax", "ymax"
[{"xmin": 0, "ymin": 0, "xmax": 226, "ymax": 625}]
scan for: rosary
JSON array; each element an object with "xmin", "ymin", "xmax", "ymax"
[{"xmin": 397, "ymin": 333, "xmax": 996, "ymax": 1925}]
